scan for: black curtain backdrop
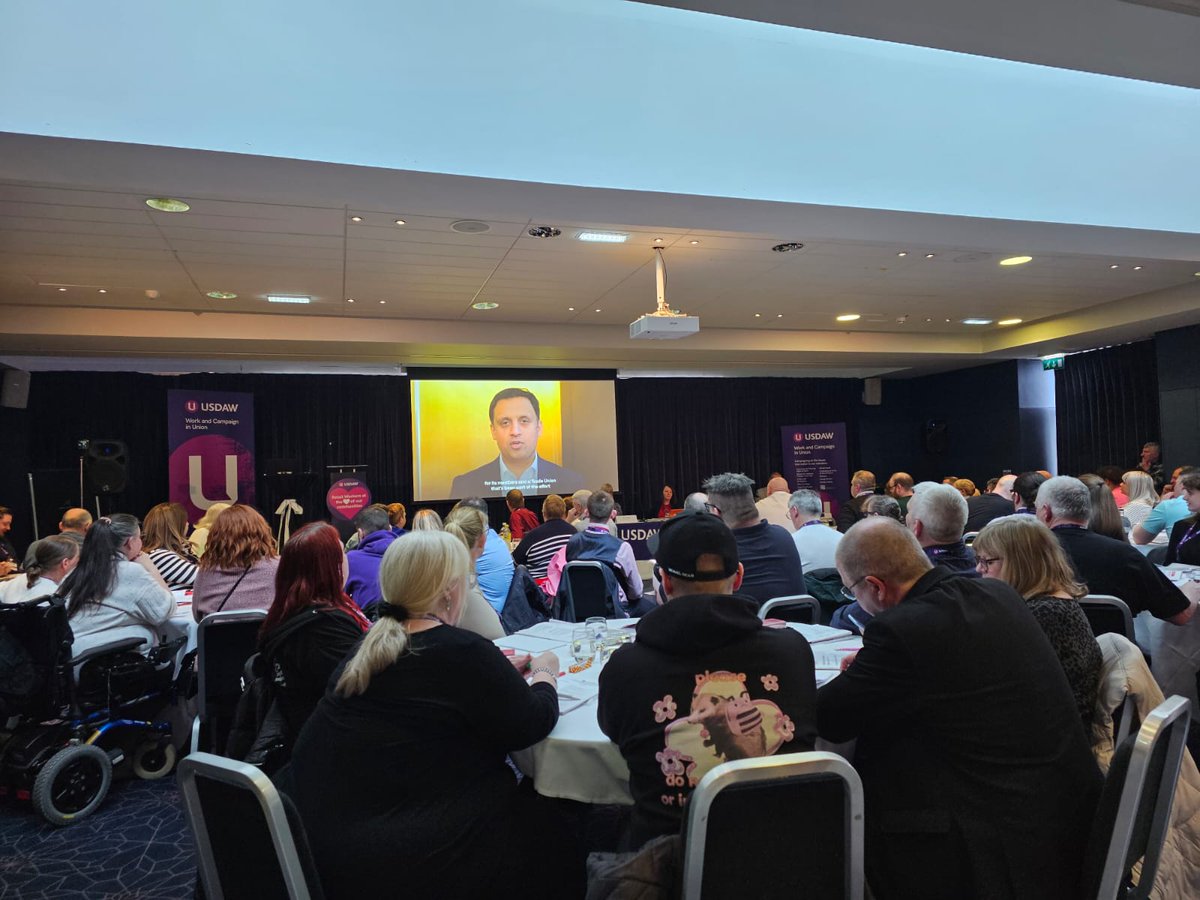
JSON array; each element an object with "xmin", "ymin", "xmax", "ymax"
[
  {"xmin": 615, "ymin": 377, "xmax": 863, "ymax": 519},
  {"xmin": 1054, "ymin": 341, "xmax": 1161, "ymax": 477}
]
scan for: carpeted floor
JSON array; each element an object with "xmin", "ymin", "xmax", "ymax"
[{"xmin": 0, "ymin": 775, "xmax": 195, "ymax": 900}]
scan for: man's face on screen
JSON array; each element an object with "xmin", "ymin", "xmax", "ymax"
[{"xmin": 491, "ymin": 397, "xmax": 542, "ymax": 467}]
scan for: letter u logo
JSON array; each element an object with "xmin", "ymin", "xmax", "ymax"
[{"xmin": 188, "ymin": 455, "xmax": 238, "ymax": 508}]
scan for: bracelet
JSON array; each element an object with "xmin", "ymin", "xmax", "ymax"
[{"xmin": 529, "ymin": 666, "xmax": 557, "ymax": 680}]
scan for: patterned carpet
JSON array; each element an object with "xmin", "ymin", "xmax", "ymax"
[{"xmin": 0, "ymin": 776, "xmax": 195, "ymax": 900}]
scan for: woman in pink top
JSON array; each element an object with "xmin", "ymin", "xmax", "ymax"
[{"xmin": 192, "ymin": 504, "xmax": 279, "ymax": 621}]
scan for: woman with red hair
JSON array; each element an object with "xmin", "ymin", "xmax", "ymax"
[
  {"xmin": 192, "ymin": 504, "xmax": 279, "ymax": 620},
  {"xmin": 261, "ymin": 522, "xmax": 370, "ymax": 741}
]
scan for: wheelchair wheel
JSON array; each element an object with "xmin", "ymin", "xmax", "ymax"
[
  {"xmin": 32, "ymin": 743, "xmax": 113, "ymax": 826},
  {"xmin": 132, "ymin": 740, "xmax": 177, "ymax": 780}
]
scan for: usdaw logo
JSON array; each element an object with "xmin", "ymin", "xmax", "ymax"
[{"xmin": 186, "ymin": 400, "xmax": 198, "ymax": 412}]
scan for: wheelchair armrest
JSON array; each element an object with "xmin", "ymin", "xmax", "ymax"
[{"xmin": 68, "ymin": 636, "xmax": 148, "ymax": 667}]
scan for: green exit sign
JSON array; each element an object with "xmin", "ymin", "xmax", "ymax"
[{"xmin": 1042, "ymin": 355, "xmax": 1065, "ymax": 371}]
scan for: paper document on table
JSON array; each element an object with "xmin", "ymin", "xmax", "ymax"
[
  {"xmin": 813, "ymin": 648, "xmax": 858, "ymax": 671},
  {"xmin": 496, "ymin": 634, "xmax": 568, "ymax": 654},
  {"xmin": 524, "ymin": 621, "xmax": 578, "ymax": 642},
  {"xmin": 785, "ymin": 622, "xmax": 852, "ymax": 644}
]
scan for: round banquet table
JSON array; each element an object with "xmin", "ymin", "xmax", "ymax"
[
  {"xmin": 1134, "ymin": 564, "xmax": 1200, "ymax": 708},
  {"xmin": 495, "ymin": 618, "xmax": 861, "ymax": 806}
]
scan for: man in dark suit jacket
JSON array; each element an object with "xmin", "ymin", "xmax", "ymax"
[
  {"xmin": 448, "ymin": 387, "xmax": 585, "ymax": 498},
  {"xmin": 834, "ymin": 469, "xmax": 876, "ymax": 533},
  {"xmin": 963, "ymin": 473, "xmax": 1016, "ymax": 533},
  {"xmin": 817, "ymin": 518, "xmax": 1101, "ymax": 900}
]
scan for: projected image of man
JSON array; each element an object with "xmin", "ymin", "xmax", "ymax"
[{"xmin": 450, "ymin": 387, "xmax": 584, "ymax": 498}]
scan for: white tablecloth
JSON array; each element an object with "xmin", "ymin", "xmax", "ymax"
[
  {"xmin": 1135, "ymin": 565, "xmax": 1200, "ymax": 707},
  {"xmin": 495, "ymin": 619, "xmax": 860, "ymax": 805}
]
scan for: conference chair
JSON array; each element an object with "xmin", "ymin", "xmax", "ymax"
[
  {"xmin": 190, "ymin": 609, "xmax": 268, "ymax": 755},
  {"xmin": 179, "ymin": 752, "xmax": 325, "ymax": 900},
  {"xmin": 558, "ymin": 561, "xmax": 624, "ymax": 622},
  {"xmin": 1081, "ymin": 595, "xmax": 1137, "ymax": 643},
  {"xmin": 962, "ymin": 531, "xmax": 980, "ymax": 546},
  {"xmin": 758, "ymin": 594, "xmax": 821, "ymax": 625},
  {"xmin": 682, "ymin": 751, "xmax": 864, "ymax": 900},
  {"xmin": 1080, "ymin": 695, "xmax": 1191, "ymax": 900}
]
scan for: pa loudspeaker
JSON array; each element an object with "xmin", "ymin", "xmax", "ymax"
[
  {"xmin": 922, "ymin": 420, "xmax": 948, "ymax": 455},
  {"xmin": 84, "ymin": 440, "xmax": 129, "ymax": 494},
  {"xmin": 1, "ymin": 369, "xmax": 30, "ymax": 409},
  {"xmin": 862, "ymin": 377, "xmax": 882, "ymax": 406}
]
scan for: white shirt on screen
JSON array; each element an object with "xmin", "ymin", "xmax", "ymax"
[{"xmin": 498, "ymin": 454, "xmax": 540, "ymax": 487}]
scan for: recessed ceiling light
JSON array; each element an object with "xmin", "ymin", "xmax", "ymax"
[
  {"xmin": 1195, "ymin": 272, "xmax": 1200, "ymax": 277},
  {"xmin": 897, "ymin": 251, "xmax": 908, "ymax": 257},
  {"xmin": 962, "ymin": 318, "xmax": 993, "ymax": 325},
  {"xmin": 472, "ymin": 301, "xmax": 499, "ymax": 310},
  {"xmin": 999, "ymin": 256, "xmax": 1033, "ymax": 266},
  {"xmin": 771, "ymin": 242, "xmax": 805, "ymax": 253},
  {"xmin": 567, "ymin": 306, "xmax": 575, "ymax": 311},
  {"xmin": 267, "ymin": 295, "xmax": 311, "ymax": 304},
  {"xmin": 57, "ymin": 287, "xmax": 67, "ymax": 292},
  {"xmin": 576, "ymin": 231, "xmax": 628, "ymax": 243},
  {"xmin": 379, "ymin": 300, "xmax": 386, "ymax": 305},
  {"xmin": 1110, "ymin": 264, "xmax": 1120, "ymax": 270},
  {"xmin": 653, "ymin": 237, "xmax": 664, "ymax": 244},
  {"xmin": 836, "ymin": 314, "xmax": 861, "ymax": 322},
  {"xmin": 394, "ymin": 219, "xmax": 406, "ymax": 226},
  {"xmin": 346, "ymin": 297, "xmax": 355, "ymax": 303},
  {"xmin": 1133, "ymin": 265, "xmax": 1143, "ymax": 271},
  {"xmin": 350, "ymin": 216, "xmax": 363, "ymax": 223},
  {"xmin": 689, "ymin": 240, "xmax": 701, "ymax": 245},
  {"xmin": 145, "ymin": 197, "xmax": 190, "ymax": 213},
  {"xmin": 206, "ymin": 291, "xmax": 237, "ymax": 300},
  {"xmin": 998, "ymin": 318, "xmax": 1023, "ymax": 326},
  {"xmin": 754, "ymin": 313, "xmax": 761, "ymax": 317},
  {"xmin": 528, "ymin": 225, "xmax": 561, "ymax": 238},
  {"xmin": 594, "ymin": 308, "xmax": 602, "ymax": 312},
  {"xmin": 97, "ymin": 288, "xmax": 107, "ymax": 293},
  {"xmin": 924, "ymin": 253, "xmax": 936, "ymax": 259},
  {"xmin": 776, "ymin": 313, "xmax": 783, "ymax": 318}
]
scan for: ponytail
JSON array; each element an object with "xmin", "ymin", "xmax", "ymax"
[
  {"xmin": 61, "ymin": 513, "xmax": 140, "ymax": 616},
  {"xmin": 24, "ymin": 535, "xmax": 80, "ymax": 590}
]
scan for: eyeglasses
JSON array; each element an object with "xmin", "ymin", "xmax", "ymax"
[
  {"xmin": 840, "ymin": 575, "xmax": 869, "ymax": 602},
  {"xmin": 975, "ymin": 556, "xmax": 1002, "ymax": 570},
  {"xmin": 704, "ymin": 502, "xmax": 722, "ymax": 516}
]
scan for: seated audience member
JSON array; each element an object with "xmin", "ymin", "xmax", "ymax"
[
  {"xmin": 1165, "ymin": 471, "xmax": 1200, "ymax": 566},
  {"xmin": 457, "ymin": 497, "xmax": 514, "ymax": 614},
  {"xmin": 1, "ymin": 535, "xmax": 79, "ymax": 604},
  {"xmin": 703, "ymin": 472, "xmax": 805, "ymax": 607},
  {"xmin": 288, "ymin": 531, "xmax": 582, "ymax": 899},
  {"xmin": 188, "ymin": 501, "xmax": 231, "ymax": 558},
  {"xmin": 599, "ymin": 483, "xmax": 623, "ymax": 516},
  {"xmin": 953, "ymin": 478, "xmax": 977, "ymax": 499},
  {"xmin": 258, "ymin": 523, "xmax": 371, "ymax": 748},
  {"xmin": 1012, "ymin": 470, "xmax": 1046, "ymax": 515},
  {"xmin": 832, "ymin": 481, "xmax": 978, "ymax": 634},
  {"xmin": 0, "ymin": 506, "xmax": 18, "ymax": 576},
  {"xmin": 984, "ymin": 477, "xmax": 999, "ymax": 493},
  {"xmin": 598, "ymin": 512, "xmax": 817, "ymax": 847},
  {"xmin": 1133, "ymin": 466, "xmax": 1194, "ymax": 545},
  {"xmin": 1135, "ymin": 441, "xmax": 1165, "ymax": 491},
  {"xmin": 655, "ymin": 484, "xmax": 676, "ymax": 519},
  {"xmin": 565, "ymin": 489, "xmax": 592, "ymax": 526},
  {"xmin": 59, "ymin": 507, "xmax": 93, "ymax": 536},
  {"xmin": 863, "ymin": 494, "xmax": 903, "ymax": 521},
  {"xmin": 344, "ymin": 505, "xmax": 397, "ymax": 611},
  {"xmin": 1097, "ymin": 465, "xmax": 1129, "ymax": 509},
  {"xmin": 409, "ymin": 508, "xmax": 443, "ymax": 532},
  {"xmin": 192, "ymin": 504, "xmax": 279, "ymax": 620},
  {"xmin": 142, "ymin": 502, "xmax": 198, "ymax": 589},
  {"xmin": 1038, "ymin": 476, "xmax": 1197, "ymax": 625},
  {"xmin": 682, "ymin": 491, "xmax": 708, "ymax": 514},
  {"xmin": 546, "ymin": 490, "xmax": 646, "ymax": 614},
  {"xmin": 788, "ymin": 489, "xmax": 842, "ymax": 571},
  {"xmin": 386, "ymin": 502, "xmax": 407, "ymax": 536},
  {"xmin": 817, "ymin": 518, "xmax": 1102, "ymax": 900},
  {"xmin": 511, "ymin": 493, "xmax": 575, "ymax": 580},
  {"xmin": 505, "ymin": 489, "xmax": 539, "ymax": 540},
  {"xmin": 1079, "ymin": 474, "xmax": 1127, "ymax": 541},
  {"xmin": 973, "ymin": 516, "xmax": 1103, "ymax": 735},
  {"xmin": 1119, "ymin": 470, "xmax": 1158, "ymax": 537},
  {"xmin": 443, "ymin": 507, "xmax": 506, "ymax": 639},
  {"xmin": 964, "ymin": 473, "xmax": 1017, "ymax": 532},
  {"xmin": 835, "ymin": 470, "xmax": 876, "ymax": 533},
  {"xmin": 755, "ymin": 475, "xmax": 795, "ymax": 532},
  {"xmin": 885, "ymin": 472, "xmax": 915, "ymax": 515},
  {"xmin": 62, "ymin": 514, "xmax": 175, "ymax": 657}
]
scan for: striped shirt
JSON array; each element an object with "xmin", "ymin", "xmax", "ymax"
[
  {"xmin": 511, "ymin": 518, "xmax": 576, "ymax": 580},
  {"xmin": 148, "ymin": 548, "xmax": 198, "ymax": 589}
]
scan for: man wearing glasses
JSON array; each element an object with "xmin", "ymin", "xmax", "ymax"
[{"xmin": 817, "ymin": 517, "xmax": 1102, "ymax": 900}]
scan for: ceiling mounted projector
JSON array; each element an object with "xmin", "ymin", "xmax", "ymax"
[{"xmin": 630, "ymin": 248, "xmax": 699, "ymax": 340}]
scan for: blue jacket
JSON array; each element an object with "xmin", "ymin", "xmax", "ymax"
[{"xmin": 345, "ymin": 529, "xmax": 398, "ymax": 610}]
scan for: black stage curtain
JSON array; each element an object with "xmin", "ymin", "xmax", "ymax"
[
  {"xmin": 23, "ymin": 372, "xmax": 411, "ymax": 538},
  {"xmin": 1054, "ymin": 341, "xmax": 1160, "ymax": 477},
  {"xmin": 615, "ymin": 377, "xmax": 863, "ymax": 520}
]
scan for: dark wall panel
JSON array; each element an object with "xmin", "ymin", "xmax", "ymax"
[{"xmin": 1156, "ymin": 324, "xmax": 1200, "ymax": 470}]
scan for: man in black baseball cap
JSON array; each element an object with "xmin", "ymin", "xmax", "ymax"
[{"xmin": 598, "ymin": 511, "xmax": 817, "ymax": 847}]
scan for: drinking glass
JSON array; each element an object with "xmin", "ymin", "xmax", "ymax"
[
  {"xmin": 570, "ymin": 627, "xmax": 593, "ymax": 665},
  {"xmin": 584, "ymin": 616, "xmax": 608, "ymax": 645}
]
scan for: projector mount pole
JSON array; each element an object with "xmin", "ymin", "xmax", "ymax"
[{"xmin": 654, "ymin": 247, "xmax": 671, "ymax": 316}]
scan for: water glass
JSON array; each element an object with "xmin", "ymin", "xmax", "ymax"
[
  {"xmin": 584, "ymin": 616, "xmax": 608, "ymax": 645},
  {"xmin": 570, "ymin": 627, "xmax": 594, "ymax": 664}
]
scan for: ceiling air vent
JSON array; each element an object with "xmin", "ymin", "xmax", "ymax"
[{"xmin": 450, "ymin": 220, "xmax": 491, "ymax": 234}]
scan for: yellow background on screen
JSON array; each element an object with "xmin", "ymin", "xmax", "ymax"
[{"xmin": 412, "ymin": 381, "xmax": 563, "ymax": 500}]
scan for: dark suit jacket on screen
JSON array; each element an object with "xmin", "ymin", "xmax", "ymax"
[
  {"xmin": 449, "ymin": 457, "xmax": 586, "ymax": 500},
  {"xmin": 817, "ymin": 567, "xmax": 1101, "ymax": 900}
]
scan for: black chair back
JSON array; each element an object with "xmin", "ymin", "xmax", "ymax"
[
  {"xmin": 559, "ymin": 561, "xmax": 618, "ymax": 622},
  {"xmin": 179, "ymin": 752, "xmax": 324, "ymax": 900},
  {"xmin": 1081, "ymin": 595, "xmax": 1136, "ymax": 643},
  {"xmin": 193, "ymin": 610, "xmax": 267, "ymax": 754},
  {"xmin": 683, "ymin": 752, "xmax": 864, "ymax": 900},
  {"xmin": 0, "ymin": 595, "xmax": 71, "ymax": 719}
]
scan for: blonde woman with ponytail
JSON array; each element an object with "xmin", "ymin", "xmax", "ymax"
[
  {"xmin": 288, "ymin": 531, "xmax": 582, "ymax": 899},
  {"xmin": 444, "ymin": 506, "xmax": 505, "ymax": 640}
]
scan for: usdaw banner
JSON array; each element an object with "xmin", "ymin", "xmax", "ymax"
[{"xmin": 167, "ymin": 390, "xmax": 256, "ymax": 524}]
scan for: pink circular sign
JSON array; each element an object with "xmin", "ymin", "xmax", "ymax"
[{"xmin": 327, "ymin": 478, "xmax": 372, "ymax": 520}]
